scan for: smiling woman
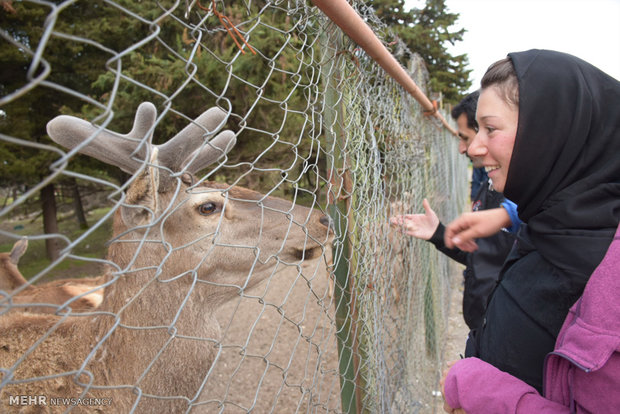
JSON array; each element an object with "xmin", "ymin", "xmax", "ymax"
[{"xmin": 441, "ymin": 49, "xmax": 620, "ymax": 412}]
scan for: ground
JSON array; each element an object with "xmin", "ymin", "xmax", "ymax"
[
  {"xmin": 201, "ymin": 260, "xmax": 342, "ymax": 413},
  {"xmin": 443, "ymin": 269, "xmax": 470, "ymax": 362}
]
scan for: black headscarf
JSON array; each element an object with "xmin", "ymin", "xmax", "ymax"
[{"xmin": 505, "ymin": 49, "xmax": 620, "ymax": 277}]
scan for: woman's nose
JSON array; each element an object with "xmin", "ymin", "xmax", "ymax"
[{"xmin": 467, "ymin": 131, "xmax": 487, "ymax": 159}]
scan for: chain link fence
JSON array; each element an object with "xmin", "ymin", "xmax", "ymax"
[{"xmin": 0, "ymin": 0, "xmax": 468, "ymax": 412}]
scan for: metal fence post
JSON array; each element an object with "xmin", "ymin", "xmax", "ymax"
[{"xmin": 321, "ymin": 31, "xmax": 363, "ymax": 414}]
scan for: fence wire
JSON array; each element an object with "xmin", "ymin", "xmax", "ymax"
[{"xmin": 0, "ymin": 1, "xmax": 468, "ymax": 413}]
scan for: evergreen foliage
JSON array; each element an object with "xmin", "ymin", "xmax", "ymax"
[
  {"xmin": 1, "ymin": 0, "xmax": 319, "ymax": 196},
  {"xmin": 368, "ymin": 0, "xmax": 472, "ymax": 103}
]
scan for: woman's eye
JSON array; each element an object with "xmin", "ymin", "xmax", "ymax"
[
  {"xmin": 486, "ymin": 126, "xmax": 496, "ymax": 134},
  {"xmin": 198, "ymin": 202, "xmax": 217, "ymax": 216}
]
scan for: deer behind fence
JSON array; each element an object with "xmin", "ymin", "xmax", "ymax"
[{"xmin": 0, "ymin": 103, "xmax": 333, "ymax": 413}]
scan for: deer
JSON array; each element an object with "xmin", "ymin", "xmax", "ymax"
[
  {"xmin": 0, "ymin": 102, "xmax": 333, "ymax": 413},
  {"xmin": 0, "ymin": 238, "xmax": 104, "ymax": 314}
]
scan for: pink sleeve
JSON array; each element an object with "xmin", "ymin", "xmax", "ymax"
[{"xmin": 443, "ymin": 358, "xmax": 569, "ymax": 414}]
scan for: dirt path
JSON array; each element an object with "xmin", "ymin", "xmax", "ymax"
[
  {"xmin": 443, "ymin": 271, "xmax": 470, "ymax": 362},
  {"xmin": 200, "ymin": 259, "xmax": 342, "ymax": 413}
]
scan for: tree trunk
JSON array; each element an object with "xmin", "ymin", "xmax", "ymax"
[
  {"xmin": 13, "ymin": 187, "xmax": 22, "ymax": 215},
  {"xmin": 69, "ymin": 178, "xmax": 89, "ymax": 229},
  {"xmin": 41, "ymin": 183, "xmax": 60, "ymax": 261},
  {"xmin": 1, "ymin": 186, "xmax": 11, "ymax": 209}
]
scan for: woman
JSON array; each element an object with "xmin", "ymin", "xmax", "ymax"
[{"xmin": 443, "ymin": 49, "xmax": 620, "ymax": 395}]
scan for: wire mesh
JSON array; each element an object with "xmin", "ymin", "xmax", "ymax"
[{"xmin": 0, "ymin": 0, "xmax": 468, "ymax": 412}]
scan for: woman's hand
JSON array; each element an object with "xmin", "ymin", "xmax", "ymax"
[
  {"xmin": 440, "ymin": 360, "xmax": 467, "ymax": 413},
  {"xmin": 389, "ymin": 198, "xmax": 440, "ymax": 240},
  {"xmin": 444, "ymin": 208, "xmax": 512, "ymax": 252}
]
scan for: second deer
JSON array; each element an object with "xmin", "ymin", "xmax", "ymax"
[{"xmin": 0, "ymin": 238, "xmax": 104, "ymax": 314}]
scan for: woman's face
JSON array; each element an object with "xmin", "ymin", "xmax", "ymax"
[{"xmin": 468, "ymin": 86, "xmax": 519, "ymax": 192}]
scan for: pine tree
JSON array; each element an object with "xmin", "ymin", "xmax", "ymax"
[{"xmin": 369, "ymin": 0, "xmax": 472, "ymax": 103}]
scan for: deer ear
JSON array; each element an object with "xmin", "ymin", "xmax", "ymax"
[
  {"xmin": 121, "ymin": 149, "xmax": 160, "ymax": 228},
  {"xmin": 9, "ymin": 238, "xmax": 28, "ymax": 265},
  {"xmin": 156, "ymin": 107, "xmax": 236, "ymax": 174}
]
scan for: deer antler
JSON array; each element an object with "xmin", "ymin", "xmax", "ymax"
[
  {"xmin": 47, "ymin": 102, "xmax": 157, "ymax": 174},
  {"xmin": 157, "ymin": 107, "xmax": 236, "ymax": 174},
  {"xmin": 46, "ymin": 103, "xmax": 236, "ymax": 175}
]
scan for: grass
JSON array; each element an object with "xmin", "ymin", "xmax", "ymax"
[{"xmin": 0, "ymin": 207, "xmax": 113, "ymax": 282}]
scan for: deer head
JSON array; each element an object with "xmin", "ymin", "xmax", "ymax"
[{"xmin": 46, "ymin": 103, "xmax": 332, "ymax": 309}]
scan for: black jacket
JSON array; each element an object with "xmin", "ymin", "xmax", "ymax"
[
  {"xmin": 428, "ymin": 180, "xmax": 515, "ymax": 330},
  {"xmin": 471, "ymin": 225, "xmax": 584, "ymax": 393}
]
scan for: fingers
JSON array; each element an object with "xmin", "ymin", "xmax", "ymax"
[
  {"xmin": 390, "ymin": 200, "xmax": 440, "ymax": 240},
  {"xmin": 422, "ymin": 198, "xmax": 433, "ymax": 215},
  {"xmin": 445, "ymin": 218, "xmax": 480, "ymax": 251},
  {"xmin": 389, "ymin": 215, "xmax": 409, "ymax": 229},
  {"xmin": 451, "ymin": 235, "xmax": 479, "ymax": 252},
  {"xmin": 444, "ymin": 215, "xmax": 479, "ymax": 251},
  {"xmin": 445, "ymin": 236, "xmax": 478, "ymax": 252},
  {"xmin": 443, "ymin": 402, "xmax": 466, "ymax": 413},
  {"xmin": 444, "ymin": 220, "xmax": 462, "ymax": 249}
]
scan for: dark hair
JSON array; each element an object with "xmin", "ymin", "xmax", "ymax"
[
  {"xmin": 451, "ymin": 90, "xmax": 480, "ymax": 131},
  {"xmin": 481, "ymin": 57, "xmax": 519, "ymax": 108}
]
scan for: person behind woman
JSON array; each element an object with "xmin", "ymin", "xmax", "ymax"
[
  {"xmin": 441, "ymin": 222, "xmax": 620, "ymax": 413},
  {"xmin": 443, "ymin": 49, "xmax": 620, "ymax": 394},
  {"xmin": 390, "ymin": 91, "xmax": 518, "ymax": 333},
  {"xmin": 451, "ymin": 91, "xmax": 488, "ymax": 201}
]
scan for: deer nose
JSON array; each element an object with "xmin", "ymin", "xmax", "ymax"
[{"xmin": 319, "ymin": 214, "xmax": 333, "ymax": 229}]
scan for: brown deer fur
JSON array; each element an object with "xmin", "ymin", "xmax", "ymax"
[{"xmin": 0, "ymin": 239, "xmax": 104, "ymax": 314}]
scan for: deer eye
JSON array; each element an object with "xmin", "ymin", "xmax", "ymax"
[{"xmin": 198, "ymin": 202, "xmax": 218, "ymax": 216}]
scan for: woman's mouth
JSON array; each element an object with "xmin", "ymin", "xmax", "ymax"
[{"xmin": 485, "ymin": 165, "xmax": 500, "ymax": 174}]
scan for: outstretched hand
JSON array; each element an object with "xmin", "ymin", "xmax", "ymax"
[
  {"xmin": 444, "ymin": 207, "xmax": 512, "ymax": 252},
  {"xmin": 389, "ymin": 198, "xmax": 440, "ymax": 241}
]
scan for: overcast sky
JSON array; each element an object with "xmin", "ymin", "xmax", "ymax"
[{"xmin": 404, "ymin": 0, "xmax": 620, "ymax": 92}]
